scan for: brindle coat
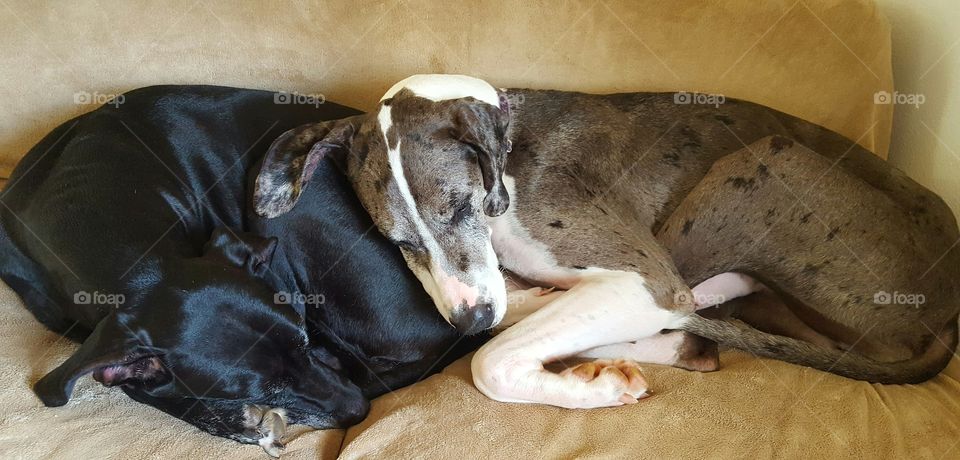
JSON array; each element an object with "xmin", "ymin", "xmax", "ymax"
[
  {"xmin": 255, "ymin": 81, "xmax": 959, "ymax": 399},
  {"xmin": 503, "ymin": 89, "xmax": 959, "ymax": 382}
]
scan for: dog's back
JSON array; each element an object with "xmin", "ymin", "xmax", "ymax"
[{"xmin": 0, "ymin": 85, "xmax": 360, "ymax": 335}]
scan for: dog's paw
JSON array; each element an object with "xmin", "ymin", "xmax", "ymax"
[
  {"xmin": 243, "ymin": 405, "xmax": 287, "ymax": 458},
  {"xmin": 560, "ymin": 359, "xmax": 650, "ymax": 405}
]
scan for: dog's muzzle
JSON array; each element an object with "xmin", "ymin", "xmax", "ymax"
[{"xmin": 449, "ymin": 302, "xmax": 495, "ymax": 335}]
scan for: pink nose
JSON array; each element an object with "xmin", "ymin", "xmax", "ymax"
[{"xmin": 439, "ymin": 270, "xmax": 479, "ymax": 307}]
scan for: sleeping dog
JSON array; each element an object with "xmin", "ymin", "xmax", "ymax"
[
  {"xmin": 255, "ymin": 74, "xmax": 960, "ymax": 408},
  {"xmin": 0, "ymin": 85, "xmax": 479, "ymax": 454}
]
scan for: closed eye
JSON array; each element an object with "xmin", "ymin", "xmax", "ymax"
[
  {"xmin": 449, "ymin": 199, "xmax": 473, "ymax": 225},
  {"xmin": 391, "ymin": 239, "xmax": 420, "ymax": 252}
]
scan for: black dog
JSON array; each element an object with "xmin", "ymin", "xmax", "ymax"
[{"xmin": 0, "ymin": 86, "xmax": 480, "ymax": 452}]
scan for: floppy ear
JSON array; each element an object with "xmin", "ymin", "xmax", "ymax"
[
  {"xmin": 33, "ymin": 315, "xmax": 166, "ymax": 406},
  {"xmin": 203, "ymin": 227, "xmax": 278, "ymax": 276},
  {"xmin": 254, "ymin": 116, "xmax": 360, "ymax": 218},
  {"xmin": 452, "ymin": 98, "xmax": 511, "ymax": 217}
]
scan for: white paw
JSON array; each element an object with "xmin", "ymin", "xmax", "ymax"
[{"xmin": 560, "ymin": 359, "xmax": 650, "ymax": 406}]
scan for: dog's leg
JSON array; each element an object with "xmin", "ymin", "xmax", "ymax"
[
  {"xmin": 572, "ymin": 272, "xmax": 761, "ymax": 370},
  {"xmin": 690, "ymin": 272, "xmax": 764, "ymax": 308},
  {"xmin": 496, "ymin": 259, "xmax": 742, "ymax": 373},
  {"xmin": 501, "ymin": 286, "xmax": 720, "ymax": 370},
  {"xmin": 550, "ymin": 272, "xmax": 758, "ymax": 372},
  {"xmin": 473, "ymin": 268, "xmax": 690, "ymax": 408},
  {"xmin": 576, "ymin": 272, "xmax": 793, "ymax": 370},
  {"xmin": 497, "ymin": 286, "xmax": 564, "ymax": 330},
  {"xmin": 577, "ymin": 331, "xmax": 719, "ymax": 372},
  {"xmin": 500, "ymin": 284, "xmax": 718, "ymax": 370},
  {"xmin": 726, "ymin": 289, "xmax": 844, "ymax": 350},
  {"xmin": 657, "ymin": 136, "xmax": 960, "ymax": 383}
]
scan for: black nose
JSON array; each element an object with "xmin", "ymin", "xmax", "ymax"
[
  {"xmin": 450, "ymin": 303, "xmax": 495, "ymax": 335},
  {"xmin": 336, "ymin": 397, "xmax": 371, "ymax": 427}
]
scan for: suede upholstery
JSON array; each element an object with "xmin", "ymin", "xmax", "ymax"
[
  {"xmin": 3, "ymin": 1, "xmax": 946, "ymax": 459},
  {"xmin": 341, "ymin": 352, "xmax": 960, "ymax": 459},
  {"xmin": 0, "ymin": 0, "xmax": 893, "ymax": 181}
]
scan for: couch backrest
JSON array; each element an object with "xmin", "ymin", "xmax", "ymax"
[{"xmin": 0, "ymin": 0, "xmax": 893, "ymax": 179}]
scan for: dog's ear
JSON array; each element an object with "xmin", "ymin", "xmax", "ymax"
[
  {"xmin": 34, "ymin": 315, "xmax": 167, "ymax": 406},
  {"xmin": 203, "ymin": 227, "xmax": 278, "ymax": 276},
  {"xmin": 254, "ymin": 116, "xmax": 361, "ymax": 218},
  {"xmin": 451, "ymin": 97, "xmax": 511, "ymax": 217}
]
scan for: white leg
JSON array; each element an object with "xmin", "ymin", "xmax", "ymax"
[
  {"xmin": 496, "ymin": 286, "xmax": 564, "ymax": 331},
  {"xmin": 472, "ymin": 268, "xmax": 686, "ymax": 409},
  {"xmin": 691, "ymin": 272, "xmax": 763, "ymax": 309},
  {"xmin": 577, "ymin": 332, "xmax": 687, "ymax": 365}
]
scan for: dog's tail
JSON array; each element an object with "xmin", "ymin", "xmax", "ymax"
[{"xmin": 679, "ymin": 314, "xmax": 957, "ymax": 384}]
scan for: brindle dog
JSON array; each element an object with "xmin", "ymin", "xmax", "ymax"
[{"xmin": 254, "ymin": 75, "xmax": 959, "ymax": 409}]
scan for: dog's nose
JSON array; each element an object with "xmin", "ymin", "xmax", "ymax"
[
  {"xmin": 450, "ymin": 302, "xmax": 494, "ymax": 335},
  {"xmin": 336, "ymin": 397, "xmax": 371, "ymax": 427}
]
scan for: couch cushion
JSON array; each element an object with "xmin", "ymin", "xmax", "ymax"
[
  {"xmin": 341, "ymin": 352, "xmax": 960, "ymax": 459},
  {"xmin": 0, "ymin": 0, "xmax": 892, "ymax": 180},
  {"xmin": 0, "ymin": 0, "xmax": 908, "ymax": 457}
]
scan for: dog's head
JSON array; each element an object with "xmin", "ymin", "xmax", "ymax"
[
  {"xmin": 34, "ymin": 227, "xmax": 368, "ymax": 447},
  {"xmin": 255, "ymin": 75, "xmax": 511, "ymax": 334}
]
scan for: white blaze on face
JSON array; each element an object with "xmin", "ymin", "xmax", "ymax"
[
  {"xmin": 380, "ymin": 74, "xmax": 500, "ymax": 107},
  {"xmin": 377, "ymin": 104, "xmax": 504, "ymax": 323}
]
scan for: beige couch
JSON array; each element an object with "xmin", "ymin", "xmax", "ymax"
[{"xmin": 2, "ymin": 1, "xmax": 958, "ymax": 458}]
